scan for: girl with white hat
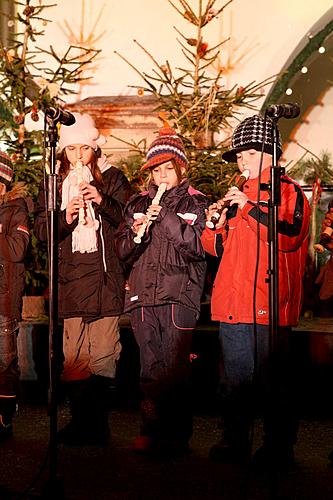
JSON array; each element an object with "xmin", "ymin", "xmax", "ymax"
[{"xmin": 35, "ymin": 112, "xmax": 131, "ymax": 446}]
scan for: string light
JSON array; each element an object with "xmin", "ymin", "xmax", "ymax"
[
  {"xmin": 301, "ymin": 66, "xmax": 308, "ymax": 74},
  {"xmin": 318, "ymin": 46, "xmax": 326, "ymax": 54},
  {"xmin": 285, "ymin": 88, "xmax": 293, "ymax": 95}
]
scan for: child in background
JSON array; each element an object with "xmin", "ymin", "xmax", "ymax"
[
  {"xmin": 115, "ymin": 125, "xmax": 208, "ymax": 455},
  {"xmin": 0, "ymin": 151, "xmax": 30, "ymax": 442}
]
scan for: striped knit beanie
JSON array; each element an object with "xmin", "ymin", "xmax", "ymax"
[
  {"xmin": 0, "ymin": 150, "xmax": 14, "ymax": 186},
  {"xmin": 141, "ymin": 127, "xmax": 188, "ymax": 171},
  {"xmin": 222, "ymin": 114, "xmax": 282, "ymax": 163}
]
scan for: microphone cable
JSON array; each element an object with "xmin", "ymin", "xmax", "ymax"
[{"xmin": 240, "ymin": 117, "xmax": 267, "ymax": 500}]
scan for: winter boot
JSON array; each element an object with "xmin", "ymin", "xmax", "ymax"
[
  {"xmin": 209, "ymin": 419, "xmax": 251, "ymax": 464},
  {"xmin": 252, "ymin": 408, "xmax": 298, "ymax": 474},
  {"xmin": 58, "ymin": 377, "xmax": 109, "ymax": 446},
  {"xmin": 252, "ymin": 444, "xmax": 295, "ymax": 474},
  {"xmin": 133, "ymin": 398, "xmax": 160, "ymax": 454},
  {"xmin": 158, "ymin": 392, "xmax": 192, "ymax": 455},
  {"xmin": 0, "ymin": 396, "xmax": 16, "ymax": 443},
  {"xmin": 86, "ymin": 375, "xmax": 111, "ymax": 444}
]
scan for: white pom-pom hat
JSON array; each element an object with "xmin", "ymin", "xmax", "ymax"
[{"xmin": 58, "ymin": 112, "xmax": 106, "ymax": 151}]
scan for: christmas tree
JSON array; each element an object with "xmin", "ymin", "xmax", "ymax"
[
  {"xmin": 114, "ymin": 0, "xmax": 274, "ymax": 199},
  {"xmin": 0, "ymin": 0, "xmax": 99, "ymax": 293}
]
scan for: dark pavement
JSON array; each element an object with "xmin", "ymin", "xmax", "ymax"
[
  {"xmin": 0, "ymin": 316, "xmax": 332, "ymax": 500},
  {"xmin": 0, "ymin": 404, "xmax": 332, "ymax": 500}
]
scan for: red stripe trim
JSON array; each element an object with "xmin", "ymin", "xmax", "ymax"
[{"xmin": 17, "ymin": 225, "xmax": 29, "ymax": 235}]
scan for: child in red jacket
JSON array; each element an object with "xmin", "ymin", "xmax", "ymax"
[{"xmin": 202, "ymin": 114, "xmax": 310, "ymax": 471}]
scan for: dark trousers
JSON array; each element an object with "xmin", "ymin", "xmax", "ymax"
[
  {"xmin": 0, "ymin": 317, "xmax": 19, "ymax": 397},
  {"xmin": 131, "ymin": 304, "xmax": 197, "ymax": 442},
  {"xmin": 218, "ymin": 322, "xmax": 298, "ymax": 450}
]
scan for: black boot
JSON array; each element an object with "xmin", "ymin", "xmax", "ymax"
[
  {"xmin": 133, "ymin": 398, "xmax": 160, "ymax": 454},
  {"xmin": 87, "ymin": 375, "xmax": 111, "ymax": 444},
  {"xmin": 58, "ymin": 377, "xmax": 110, "ymax": 446},
  {"xmin": 252, "ymin": 406, "xmax": 298, "ymax": 474},
  {"xmin": 0, "ymin": 396, "xmax": 16, "ymax": 443},
  {"xmin": 209, "ymin": 418, "xmax": 251, "ymax": 464}
]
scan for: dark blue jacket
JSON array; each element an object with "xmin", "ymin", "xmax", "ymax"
[{"xmin": 115, "ymin": 180, "xmax": 208, "ymax": 314}]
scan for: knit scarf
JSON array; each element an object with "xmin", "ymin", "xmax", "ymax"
[{"xmin": 60, "ymin": 155, "xmax": 110, "ymax": 254}]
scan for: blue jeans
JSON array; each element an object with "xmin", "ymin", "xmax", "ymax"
[
  {"xmin": 0, "ymin": 316, "xmax": 20, "ymax": 396},
  {"xmin": 218, "ymin": 323, "xmax": 298, "ymax": 449}
]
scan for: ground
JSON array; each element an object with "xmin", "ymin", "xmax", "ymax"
[{"xmin": 0, "ymin": 404, "xmax": 332, "ymax": 500}]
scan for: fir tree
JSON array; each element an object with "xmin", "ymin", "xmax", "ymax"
[
  {"xmin": 0, "ymin": 0, "xmax": 100, "ymax": 293},
  {"xmin": 114, "ymin": 0, "xmax": 274, "ymax": 199}
]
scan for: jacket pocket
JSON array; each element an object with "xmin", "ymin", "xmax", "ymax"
[{"xmin": 171, "ymin": 304, "xmax": 198, "ymax": 331}]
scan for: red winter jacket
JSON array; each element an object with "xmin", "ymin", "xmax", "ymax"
[{"xmin": 201, "ymin": 168, "xmax": 310, "ymax": 326}]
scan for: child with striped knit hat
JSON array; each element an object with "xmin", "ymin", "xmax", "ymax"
[{"xmin": 115, "ymin": 123, "xmax": 209, "ymax": 456}]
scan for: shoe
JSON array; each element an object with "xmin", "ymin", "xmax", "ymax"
[
  {"xmin": 252, "ymin": 445, "xmax": 295, "ymax": 474},
  {"xmin": 160, "ymin": 437, "xmax": 190, "ymax": 456},
  {"xmin": 0, "ymin": 416, "xmax": 13, "ymax": 443},
  {"xmin": 133, "ymin": 435, "xmax": 157, "ymax": 455},
  {"xmin": 0, "ymin": 398, "xmax": 16, "ymax": 443},
  {"xmin": 58, "ymin": 420, "xmax": 109, "ymax": 446},
  {"xmin": 209, "ymin": 438, "xmax": 250, "ymax": 464}
]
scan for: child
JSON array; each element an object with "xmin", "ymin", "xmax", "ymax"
[
  {"xmin": 34, "ymin": 113, "xmax": 131, "ymax": 446},
  {"xmin": 0, "ymin": 151, "xmax": 30, "ymax": 442},
  {"xmin": 202, "ymin": 114, "xmax": 310, "ymax": 471},
  {"xmin": 115, "ymin": 125, "xmax": 208, "ymax": 454}
]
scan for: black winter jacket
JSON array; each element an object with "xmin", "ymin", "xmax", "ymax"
[
  {"xmin": 0, "ymin": 183, "xmax": 30, "ymax": 320},
  {"xmin": 34, "ymin": 163, "xmax": 131, "ymax": 320},
  {"xmin": 115, "ymin": 180, "xmax": 209, "ymax": 314}
]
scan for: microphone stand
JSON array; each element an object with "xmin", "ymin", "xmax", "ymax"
[
  {"xmin": 266, "ymin": 115, "xmax": 283, "ymax": 358},
  {"xmin": 41, "ymin": 117, "xmax": 65, "ymax": 499}
]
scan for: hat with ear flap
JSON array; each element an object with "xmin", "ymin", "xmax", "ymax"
[
  {"xmin": 141, "ymin": 114, "xmax": 188, "ymax": 172},
  {"xmin": 0, "ymin": 150, "xmax": 14, "ymax": 186},
  {"xmin": 222, "ymin": 114, "xmax": 282, "ymax": 163},
  {"xmin": 58, "ymin": 112, "xmax": 107, "ymax": 151}
]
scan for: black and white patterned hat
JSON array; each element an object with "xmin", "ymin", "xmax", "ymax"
[{"xmin": 222, "ymin": 114, "xmax": 282, "ymax": 163}]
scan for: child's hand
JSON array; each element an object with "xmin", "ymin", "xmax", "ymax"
[
  {"xmin": 146, "ymin": 203, "xmax": 162, "ymax": 221},
  {"xmin": 205, "ymin": 201, "xmax": 227, "ymax": 229},
  {"xmin": 66, "ymin": 196, "xmax": 84, "ymax": 224},
  {"xmin": 79, "ymin": 181, "xmax": 102, "ymax": 205},
  {"xmin": 223, "ymin": 187, "xmax": 249, "ymax": 210},
  {"xmin": 131, "ymin": 215, "xmax": 148, "ymax": 235}
]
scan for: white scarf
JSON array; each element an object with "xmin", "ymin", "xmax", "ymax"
[{"xmin": 60, "ymin": 161, "xmax": 103, "ymax": 254}]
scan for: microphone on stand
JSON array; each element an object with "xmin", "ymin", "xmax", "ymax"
[
  {"xmin": 265, "ymin": 103, "xmax": 300, "ymax": 119},
  {"xmin": 45, "ymin": 107, "xmax": 76, "ymax": 126},
  {"xmin": 25, "ymin": 76, "xmax": 76, "ymax": 126}
]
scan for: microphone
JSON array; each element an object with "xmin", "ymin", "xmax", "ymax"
[
  {"xmin": 265, "ymin": 103, "xmax": 300, "ymax": 119},
  {"xmin": 45, "ymin": 107, "xmax": 76, "ymax": 126},
  {"xmin": 25, "ymin": 77, "xmax": 76, "ymax": 126}
]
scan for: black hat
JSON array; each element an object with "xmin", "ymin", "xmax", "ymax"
[{"xmin": 222, "ymin": 114, "xmax": 282, "ymax": 163}]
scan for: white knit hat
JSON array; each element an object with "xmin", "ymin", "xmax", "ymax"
[{"xmin": 58, "ymin": 112, "xmax": 106, "ymax": 151}]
